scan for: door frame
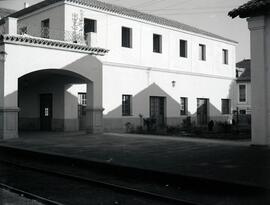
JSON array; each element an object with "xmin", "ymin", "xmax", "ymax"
[{"xmin": 196, "ymin": 98, "xmax": 209, "ymax": 125}]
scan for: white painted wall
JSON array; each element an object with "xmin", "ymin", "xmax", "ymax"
[
  {"xmin": 9, "ymin": 1, "xmax": 237, "ymax": 132},
  {"xmin": 64, "ymin": 3, "xmax": 236, "ymax": 79}
]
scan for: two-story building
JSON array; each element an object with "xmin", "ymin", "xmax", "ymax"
[{"xmin": 0, "ymin": 0, "xmax": 237, "ymax": 139}]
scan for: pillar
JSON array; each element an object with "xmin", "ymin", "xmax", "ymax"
[
  {"xmin": 0, "ymin": 48, "xmax": 19, "ymax": 140},
  {"xmin": 248, "ymin": 16, "xmax": 269, "ymax": 145},
  {"xmin": 85, "ymin": 83, "xmax": 103, "ymax": 134}
]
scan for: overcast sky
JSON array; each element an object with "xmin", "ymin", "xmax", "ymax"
[{"xmin": 0, "ymin": 0, "xmax": 250, "ymax": 61}]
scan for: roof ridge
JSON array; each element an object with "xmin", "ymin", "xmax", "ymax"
[{"xmin": 10, "ymin": 0, "xmax": 237, "ymax": 43}]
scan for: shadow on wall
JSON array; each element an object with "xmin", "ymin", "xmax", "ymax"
[{"xmin": 104, "ymin": 83, "xmax": 227, "ymax": 132}]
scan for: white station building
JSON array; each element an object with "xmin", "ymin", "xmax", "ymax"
[{"xmin": 0, "ymin": 0, "xmax": 237, "ymax": 139}]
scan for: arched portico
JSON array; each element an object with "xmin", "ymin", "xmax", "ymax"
[
  {"xmin": 0, "ymin": 35, "xmax": 108, "ymax": 139},
  {"xmin": 18, "ymin": 69, "xmax": 95, "ymax": 132}
]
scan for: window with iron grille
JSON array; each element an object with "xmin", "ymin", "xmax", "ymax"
[
  {"xmin": 78, "ymin": 93, "xmax": 87, "ymax": 116},
  {"xmin": 239, "ymin": 84, "xmax": 246, "ymax": 102},
  {"xmin": 41, "ymin": 19, "xmax": 50, "ymax": 38},
  {"xmin": 180, "ymin": 97, "xmax": 188, "ymax": 115},
  {"xmin": 221, "ymin": 99, "xmax": 231, "ymax": 114},
  {"xmin": 180, "ymin": 40, "xmax": 188, "ymax": 58},
  {"xmin": 222, "ymin": 49, "xmax": 229, "ymax": 64},
  {"xmin": 122, "ymin": 27, "xmax": 132, "ymax": 48},
  {"xmin": 153, "ymin": 34, "xmax": 162, "ymax": 53},
  {"xmin": 122, "ymin": 95, "xmax": 132, "ymax": 116},
  {"xmin": 199, "ymin": 44, "xmax": 206, "ymax": 61}
]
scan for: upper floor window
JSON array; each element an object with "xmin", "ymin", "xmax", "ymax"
[
  {"xmin": 180, "ymin": 97, "xmax": 188, "ymax": 115},
  {"xmin": 122, "ymin": 95, "xmax": 132, "ymax": 116},
  {"xmin": 122, "ymin": 27, "xmax": 132, "ymax": 48},
  {"xmin": 180, "ymin": 39, "xmax": 188, "ymax": 58},
  {"xmin": 221, "ymin": 99, "xmax": 231, "ymax": 114},
  {"xmin": 222, "ymin": 49, "xmax": 229, "ymax": 64},
  {"xmin": 199, "ymin": 44, "xmax": 206, "ymax": 61},
  {"xmin": 41, "ymin": 19, "xmax": 50, "ymax": 38},
  {"xmin": 153, "ymin": 34, "xmax": 162, "ymax": 53},
  {"xmin": 239, "ymin": 84, "xmax": 246, "ymax": 102},
  {"xmin": 84, "ymin": 18, "xmax": 97, "ymax": 33}
]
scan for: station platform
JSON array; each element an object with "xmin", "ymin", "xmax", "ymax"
[{"xmin": 0, "ymin": 132, "xmax": 269, "ymax": 190}]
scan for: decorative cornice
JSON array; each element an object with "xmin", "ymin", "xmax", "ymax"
[
  {"xmin": 103, "ymin": 61, "xmax": 236, "ymax": 81},
  {"xmin": 0, "ymin": 34, "xmax": 109, "ymax": 56}
]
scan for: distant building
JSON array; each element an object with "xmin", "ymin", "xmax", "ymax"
[
  {"xmin": 229, "ymin": 0, "xmax": 270, "ymax": 145},
  {"xmin": 235, "ymin": 59, "xmax": 251, "ymax": 115},
  {"xmin": 0, "ymin": 0, "xmax": 237, "ymax": 139}
]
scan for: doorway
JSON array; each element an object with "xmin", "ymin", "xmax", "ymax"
[
  {"xmin": 40, "ymin": 94, "xmax": 53, "ymax": 131},
  {"xmin": 150, "ymin": 96, "xmax": 166, "ymax": 127},
  {"xmin": 197, "ymin": 98, "xmax": 209, "ymax": 125}
]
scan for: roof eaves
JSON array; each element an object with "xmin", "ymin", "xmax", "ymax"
[{"xmin": 7, "ymin": 0, "xmax": 237, "ymax": 44}]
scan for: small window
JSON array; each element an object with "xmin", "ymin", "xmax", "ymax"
[
  {"xmin": 153, "ymin": 34, "xmax": 162, "ymax": 53},
  {"xmin": 239, "ymin": 84, "xmax": 246, "ymax": 102},
  {"xmin": 221, "ymin": 99, "xmax": 231, "ymax": 114},
  {"xmin": 180, "ymin": 40, "xmax": 187, "ymax": 58},
  {"xmin": 84, "ymin": 18, "xmax": 97, "ymax": 33},
  {"xmin": 199, "ymin": 44, "xmax": 206, "ymax": 61},
  {"xmin": 222, "ymin": 49, "xmax": 228, "ymax": 64},
  {"xmin": 122, "ymin": 27, "xmax": 132, "ymax": 48},
  {"xmin": 41, "ymin": 19, "xmax": 50, "ymax": 38},
  {"xmin": 180, "ymin": 97, "xmax": 188, "ymax": 115},
  {"xmin": 122, "ymin": 95, "xmax": 132, "ymax": 116},
  {"xmin": 19, "ymin": 26, "xmax": 27, "ymax": 35}
]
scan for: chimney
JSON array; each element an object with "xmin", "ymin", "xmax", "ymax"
[{"xmin": 24, "ymin": 2, "xmax": 29, "ymax": 8}]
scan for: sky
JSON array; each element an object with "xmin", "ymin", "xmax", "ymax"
[{"xmin": 0, "ymin": 0, "xmax": 250, "ymax": 61}]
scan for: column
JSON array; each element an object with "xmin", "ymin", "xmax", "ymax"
[{"xmin": 248, "ymin": 16, "xmax": 268, "ymax": 145}]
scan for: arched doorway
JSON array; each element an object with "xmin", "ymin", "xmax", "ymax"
[{"xmin": 18, "ymin": 69, "xmax": 93, "ymax": 132}]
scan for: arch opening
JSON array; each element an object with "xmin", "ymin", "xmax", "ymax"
[{"xmin": 18, "ymin": 69, "xmax": 93, "ymax": 132}]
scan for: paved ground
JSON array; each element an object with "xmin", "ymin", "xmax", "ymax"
[{"xmin": 0, "ymin": 132, "xmax": 269, "ymax": 189}]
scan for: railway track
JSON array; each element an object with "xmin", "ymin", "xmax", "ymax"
[
  {"xmin": 0, "ymin": 160, "xmax": 198, "ymax": 205},
  {"xmin": 0, "ymin": 145, "xmax": 268, "ymax": 205}
]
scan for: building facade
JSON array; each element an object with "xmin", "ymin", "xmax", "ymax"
[
  {"xmin": 235, "ymin": 59, "xmax": 251, "ymax": 115},
  {"xmin": 0, "ymin": 0, "xmax": 237, "ymax": 138}
]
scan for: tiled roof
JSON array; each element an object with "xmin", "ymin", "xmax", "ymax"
[
  {"xmin": 0, "ymin": 34, "xmax": 109, "ymax": 55},
  {"xmin": 236, "ymin": 59, "xmax": 251, "ymax": 82},
  {"xmin": 8, "ymin": 0, "xmax": 237, "ymax": 44},
  {"xmin": 0, "ymin": 8, "xmax": 16, "ymax": 19},
  {"xmin": 228, "ymin": 0, "xmax": 270, "ymax": 18}
]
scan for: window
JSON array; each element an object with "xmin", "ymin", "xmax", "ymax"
[
  {"xmin": 180, "ymin": 97, "xmax": 188, "ymax": 115},
  {"xmin": 221, "ymin": 99, "xmax": 231, "ymax": 114},
  {"xmin": 122, "ymin": 95, "xmax": 132, "ymax": 116},
  {"xmin": 153, "ymin": 34, "xmax": 162, "ymax": 53},
  {"xmin": 41, "ymin": 19, "xmax": 50, "ymax": 38},
  {"xmin": 84, "ymin": 18, "xmax": 97, "ymax": 33},
  {"xmin": 122, "ymin": 27, "xmax": 132, "ymax": 48},
  {"xmin": 78, "ymin": 93, "xmax": 87, "ymax": 116},
  {"xmin": 222, "ymin": 49, "xmax": 228, "ymax": 64},
  {"xmin": 239, "ymin": 84, "xmax": 246, "ymax": 102},
  {"xmin": 19, "ymin": 26, "xmax": 27, "ymax": 35},
  {"xmin": 180, "ymin": 40, "xmax": 187, "ymax": 58},
  {"xmin": 199, "ymin": 44, "xmax": 206, "ymax": 61}
]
